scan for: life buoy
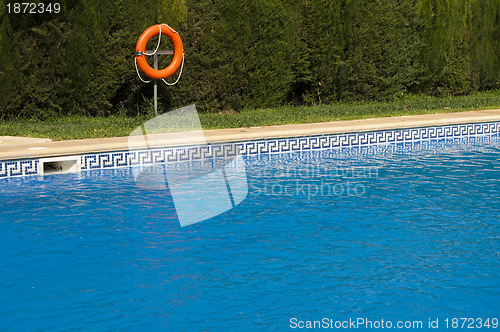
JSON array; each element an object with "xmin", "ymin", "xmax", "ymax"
[{"xmin": 135, "ymin": 24, "xmax": 184, "ymax": 80}]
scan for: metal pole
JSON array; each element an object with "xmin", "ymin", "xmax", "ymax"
[
  {"xmin": 154, "ymin": 53, "xmax": 158, "ymax": 116},
  {"xmin": 146, "ymin": 50, "xmax": 173, "ymax": 117}
]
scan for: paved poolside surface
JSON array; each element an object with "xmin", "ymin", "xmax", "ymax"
[{"xmin": 1, "ymin": 109, "xmax": 499, "ymax": 161}]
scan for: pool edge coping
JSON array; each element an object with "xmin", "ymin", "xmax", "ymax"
[{"xmin": 1, "ymin": 109, "xmax": 500, "ymax": 161}]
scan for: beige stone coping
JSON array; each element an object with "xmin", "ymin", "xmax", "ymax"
[
  {"xmin": 1, "ymin": 109, "xmax": 499, "ymax": 161},
  {"xmin": 0, "ymin": 136, "xmax": 52, "ymax": 145}
]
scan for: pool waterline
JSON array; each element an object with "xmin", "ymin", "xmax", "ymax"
[{"xmin": 1, "ymin": 117, "xmax": 500, "ymax": 180}]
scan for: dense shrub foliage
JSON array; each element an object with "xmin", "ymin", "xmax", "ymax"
[{"xmin": 0, "ymin": 0, "xmax": 499, "ymax": 118}]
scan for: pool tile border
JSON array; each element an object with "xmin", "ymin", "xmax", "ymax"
[
  {"xmin": 1, "ymin": 121, "xmax": 499, "ymax": 179},
  {"xmin": 0, "ymin": 160, "xmax": 38, "ymax": 178}
]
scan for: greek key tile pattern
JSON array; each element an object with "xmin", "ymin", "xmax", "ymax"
[
  {"xmin": 1, "ymin": 122, "xmax": 499, "ymax": 178},
  {"xmin": 77, "ymin": 122, "xmax": 499, "ymax": 170},
  {"xmin": 0, "ymin": 160, "xmax": 38, "ymax": 179}
]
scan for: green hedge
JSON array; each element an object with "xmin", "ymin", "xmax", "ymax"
[{"xmin": 0, "ymin": 0, "xmax": 499, "ymax": 119}]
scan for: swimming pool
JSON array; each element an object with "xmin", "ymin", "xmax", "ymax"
[{"xmin": 1, "ymin": 132, "xmax": 499, "ymax": 330}]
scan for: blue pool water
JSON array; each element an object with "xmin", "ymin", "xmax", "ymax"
[{"xmin": 1, "ymin": 136, "xmax": 499, "ymax": 331}]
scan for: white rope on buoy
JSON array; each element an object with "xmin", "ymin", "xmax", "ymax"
[
  {"xmin": 144, "ymin": 24, "xmax": 163, "ymax": 56},
  {"xmin": 134, "ymin": 56, "xmax": 151, "ymax": 84},
  {"xmin": 161, "ymin": 52, "xmax": 184, "ymax": 86}
]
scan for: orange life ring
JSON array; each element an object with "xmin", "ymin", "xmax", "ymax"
[{"xmin": 135, "ymin": 24, "xmax": 184, "ymax": 80}]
